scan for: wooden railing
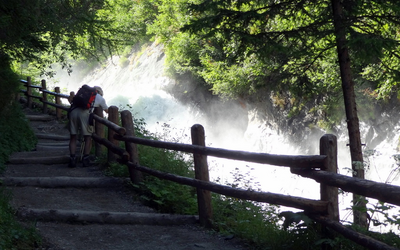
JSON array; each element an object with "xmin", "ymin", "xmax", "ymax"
[{"xmin": 19, "ymin": 78, "xmax": 400, "ymax": 250}]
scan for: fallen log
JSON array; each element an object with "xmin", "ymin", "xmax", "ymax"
[
  {"xmin": 17, "ymin": 208, "xmax": 199, "ymax": 225},
  {"xmin": 0, "ymin": 176, "xmax": 128, "ymax": 188}
]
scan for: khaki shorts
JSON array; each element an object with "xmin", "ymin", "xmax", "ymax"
[{"xmin": 68, "ymin": 108, "xmax": 93, "ymax": 136}]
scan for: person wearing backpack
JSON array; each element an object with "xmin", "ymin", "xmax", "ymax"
[{"xmin": 68, "ymin": 85, "xmax": 108, "ymax": 168}]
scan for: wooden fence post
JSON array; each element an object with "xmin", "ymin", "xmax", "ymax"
[
  {"xmin": 320, "ymin": 134, "xmax": 339, "ymax": 221},
  {"xmin": 320, "ymin": 134, "xmax": 339, "ymax": 250},
  {"xmin": 107, "ymin": 106, "xmax": 119, "ymax": 163},
  {"xmin": 27, "ymin": 77, "xmax": 32, "ymax": 109},
  {"xmin": 94, "ymin": 107, "xmax": 105, "ymax": 157},
  {"xmin": 55, "ymin": 87, "xmax": 61, "ymax": 119},
  {"xmin": 41, "ymin": 80, "xmax": 48, "ymax": 114},
  {"xmin": 120, "ymin": 110, "xmax": 143, "ymax": 184},
  {"xmin": 191, "ymin": 124, "xmax": 213, "ymax": 228},
  {"xmin": 68, "ymin": 91, "xmax": 75, "ymax": 104}
]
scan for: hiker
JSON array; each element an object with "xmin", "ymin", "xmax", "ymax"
[{"xmin": 68, "ymin": 85, "xmax": 108, "ymax": 168}]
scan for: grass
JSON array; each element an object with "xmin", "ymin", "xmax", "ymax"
[
  {"xmin": 0, "ymin": 102, "xmax": 41, "ymax": 249},
  {"xmin": 0, "ymin": 188, "xmax": 41, "ymax": 249}
]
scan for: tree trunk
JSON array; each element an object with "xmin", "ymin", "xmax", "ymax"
[{"xmin": 331, "ymin": 0, "xmax": 367, "ymax": 228}]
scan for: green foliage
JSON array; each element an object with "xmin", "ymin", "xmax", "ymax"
[
  {"xmin": 336, "ymin": 223, "xmax": 400, "ymax": 250},
  {"xmin": 1, "ymin": 0, "xmax": 152, "ymax": 77},
  {"xmin": 211, "ymin": 167, "xmax": 322, "ymax": 250},
  {"xmin": 0, "ymin": 99, "xmax": 40, "ymax": 249},
  {"xmin": 0, "ymin": 55, "xmax": 20, "ymax": 112},
  {"xmin": 0, "ymin": 188, "xmax": 41, "ymax": 249},
  {"xmin": 104, "ymin": 114, "xmax": 198, "ymax": 215},
  {"xmin": 0, "ymin": 103, "xmax": 37, "ymax": 170},
  {"xmin": 135, "ymin": 123, "xmax": 198, "ymax": 214},
  {"xmin": 119, "ymin": 56, "xmax": 129, "ymax": 68},
  {"xmin": 136, "ymin": 0, "xmax": 400, "ymax": 121}
]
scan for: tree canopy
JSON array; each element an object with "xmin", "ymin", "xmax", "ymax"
[
  {"xmin": 0, "ymin": 0, "xmax": 145, "ymax": 110},
  {"xmin": 177, "ymin": 0, "xmax": 400, "ymax": 100},
  {"xmin": 0, "ymin": 0, "xmax": 150, "ymax": 75},
  {"xmin": 145, "ymin": 0, "xmax": 400, "ymax": 227},
  {"xmin": 3, "ymin": 0, "xmax": 400, "ymax": 230}
]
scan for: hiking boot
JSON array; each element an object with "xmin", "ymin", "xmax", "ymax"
[
  {"xmin": 68, "ymin": 156, "xmax": 76, "ymax": 168},
  {"xmin": 82, "ymin": 155, "xmax": 91, "ymax": 168}
]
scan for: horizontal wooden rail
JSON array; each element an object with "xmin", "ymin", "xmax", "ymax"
[
  {"xmin": 20, "ymin": 78, "xmax": 70, "ymax": 118},
  {"xmin": 291, "ymin": 168, "xmax": 400, "ymax": 207},
  {"xmin": 41, "ymin": 89, "xmax": 70, "ymax": 99},
  {"xmin": 308, "ymin": 214, "xmax": 398, "ymax": 250},
  {"xmin": 42, "ymin": 101, "xmax": 69, "ymax": 111},
  {"xmin": 29, "ymin": 95, "xmax": 42, "ymax": 100},
  {"xmin": 23, "ymin": 87, "xmax": 70, "ymax": 99},
  {"xmin": 123, "ymin": 161, "xmax": 329, "ymax": 214},
  {"xmin": 114, "ymin": 135, "xmax": 326, "ymax": 168},
  {"xmin": 92, "ymin": 134, "xmax": 130, "ymax": 162},
  {"xmin": 23, "ymin": 83, "xmax": 41, "ymax": 89},
  {"xmin": 92, "ymin": 114, "xmax": 126, "ymax": 136}
]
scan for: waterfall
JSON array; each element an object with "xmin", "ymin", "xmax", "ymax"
[{"xmin": 49, "ymin": 42, "xmax": 400, "ymax": 233}]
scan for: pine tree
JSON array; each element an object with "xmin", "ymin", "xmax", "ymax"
[{"xmin": 182, "ymin": 0, "xmax": 400, "ymax": 228}]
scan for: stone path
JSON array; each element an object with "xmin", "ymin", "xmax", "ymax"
[{"xmin": 1, "ymin": 108, "xmax": 247, "ymax": 250}]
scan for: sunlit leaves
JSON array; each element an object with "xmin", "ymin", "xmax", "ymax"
[{"xmin": 1, "ymin": 0, "xmax": 148, "ymax": 75}]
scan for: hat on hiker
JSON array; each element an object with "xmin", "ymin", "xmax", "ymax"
[{"xmin": 94, "ymin": 86, "xmax": 104, "ymax": 96}]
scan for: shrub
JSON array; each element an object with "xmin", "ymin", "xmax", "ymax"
[
  {"xmin": 0, "ymin": 101, "xmax": 40, "ymax": 249},
  {"xmin": 0, "ymin": 188, "xmax": 41, "ymax": 249}
]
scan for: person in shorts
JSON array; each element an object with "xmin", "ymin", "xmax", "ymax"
[{"xmin": 68, "ymin": 86, "xmax": 108, "ymax": 168}]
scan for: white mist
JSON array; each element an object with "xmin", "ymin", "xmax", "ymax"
[{"xmin": 47, "ymin": 42, "xmax": 400, "ymax": 234}]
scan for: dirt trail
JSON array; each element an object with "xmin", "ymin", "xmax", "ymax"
[{"xmin": 2, "ymin": 108, "xmax": 247, "ymax": 250}]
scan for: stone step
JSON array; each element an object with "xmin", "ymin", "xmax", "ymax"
[
  {"xmin": 17, "ymin": 208, "xmax": 198, "ymax": 225},
  {"xmin": 8, "ymin": 151, "xmax": 70, "ymax": 164},
  {"xmin": 0, "ymin": 176, "xmax": 127, "ymax": 188},
  {"xmin": 37, "ymin": 142, "xmax": 71, "ymax": 146},
  {"xmin": 36, "ymin": 133, "xmax": 70, "ymax": 141},
  {"xmin": 35, "ymin": 145, "xmax": 71, "ymax": 151},
  {"xmin": 35, "ymin": 142, "xmax": 81, "ymax": 151},
  {"xmin": 3, "ymin": 163, "xmax": 94, "ymax": 178},
  {"xmin": 26, "ymin": 115, "xmax": 55, "ymax": 121}
]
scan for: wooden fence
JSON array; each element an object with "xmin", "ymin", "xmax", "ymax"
[{"xmin": 19, "ymin": 78, "xmax": 400, "ymax": 250}]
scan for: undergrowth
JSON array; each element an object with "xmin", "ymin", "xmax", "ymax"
[
  {"xmin": 0, "ymin": 102, "xmax": 41, "ymax": 249},
  {"xmin": 0, "ymin": 188, "xmax": 41, "ymax": 249},
  {"xmin": 0, "ymin": 103, "xmax": 37, "ymax": 171}
]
